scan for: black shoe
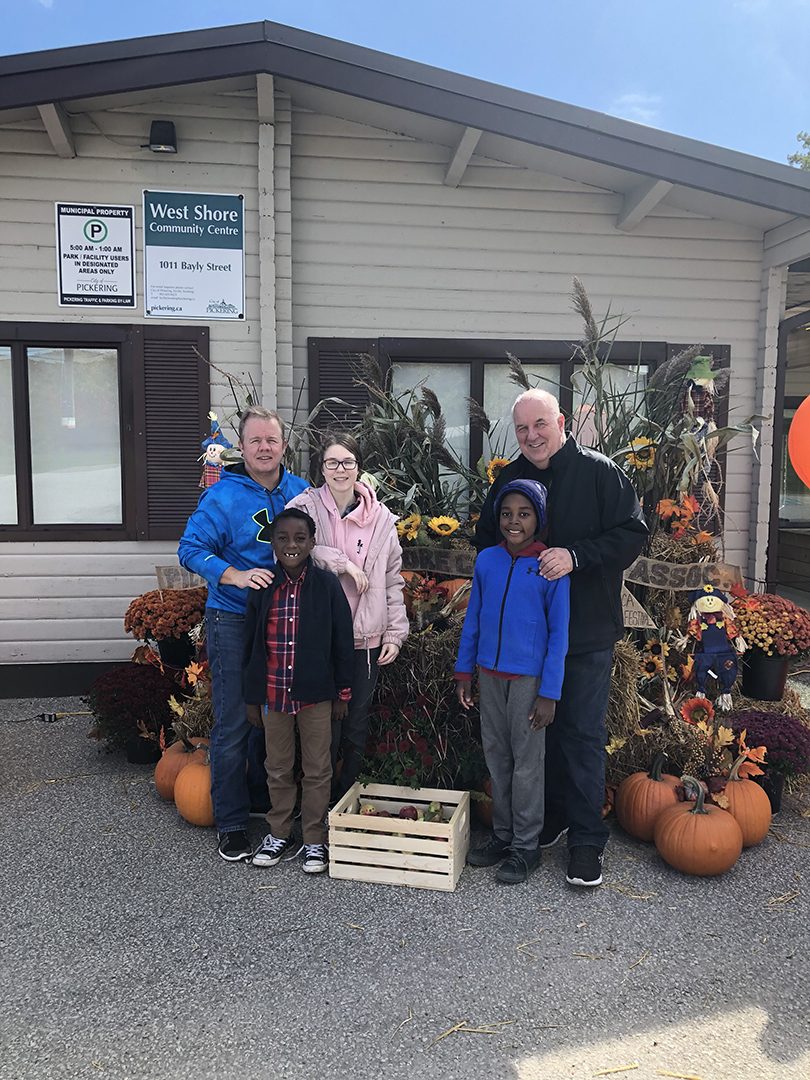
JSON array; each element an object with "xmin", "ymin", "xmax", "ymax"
[
  {"xmin": 251, "ymin": 833, "xmax": 301, "ymax": 867},
  {"xmin": 467, "ymin": 834, "xmax": 511, "ymax": 867},
  {"xmin": 496, "ymin": 847, "xmax": 541, "ymax": 884},
  {"xmin": 538, "ymin": 821, "xmax": 568, "ymax": 848},
  {"xmin": 566, "ymin": 845, "xmax": 604, "ymax": 887},
  {"xmin": 217, "ymin": 830, "xmax": 253, "ymax": 863}
]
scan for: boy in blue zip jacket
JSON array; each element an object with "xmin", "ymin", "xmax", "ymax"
[{"xmin": 455, "ymin": 479, "xmax": 569, "ymax": 884}]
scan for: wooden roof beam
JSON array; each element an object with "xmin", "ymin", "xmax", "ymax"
[
  {"xmin": 443, "ymin": 125, "xmax": 481, "ymax": 188},
  {"xmin": 616, "ymin": 177, "xmax": 672, "ymax": 231},
  {"xmin": 37, "ymin": 102, "xmax": 76, "ymax": 158}
]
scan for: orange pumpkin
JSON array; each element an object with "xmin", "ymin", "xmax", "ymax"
[
  {"xmin": 174, "ymin": 752, "xmax": 215, "ymax": 827},
  {"xmin": 615, "ymin": 755, "xmax": 680, "ymax": 841},
  {"xmin": 154, "ymin": 739, "xmax": 209, "ymax": 802},
  {"xmin": 721, "ymin": 756, "xmax": 772, "ymax": 848},
  {"xmin": 441, "ymin": 577, "xmax": 471, "ymax": 611},
  {"xmin": 654, "ymin": 775, "xmax": 743, "ymax": 876}
]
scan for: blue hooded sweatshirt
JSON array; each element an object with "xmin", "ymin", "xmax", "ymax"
[
  {"xmin": 177, "ymin": 462, "xmax": 308, "ymax": 614},
  {"xmin": 455, "ymin": 541, "xmax": 570, "ymax": 701}
]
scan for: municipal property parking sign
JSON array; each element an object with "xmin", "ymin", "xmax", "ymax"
[
  {"xmin": 143, "ymin": 190, "xmax": 245, "ymax": 320},
  {"xmin": 55, "ymin": 203, "xmax": 136, "ymax": 307}
]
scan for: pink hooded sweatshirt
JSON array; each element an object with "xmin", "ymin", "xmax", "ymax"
[{"xmin": 286, "ymin": 482, "xmax": 409, "ymax": 652}]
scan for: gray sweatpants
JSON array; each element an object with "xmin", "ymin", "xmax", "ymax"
[{"xmin": 478, "ymin": 671, "xmax": 546, "ymax": 850}]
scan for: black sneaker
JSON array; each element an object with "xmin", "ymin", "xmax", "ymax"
[
  {"xmin": 538, "ymin": 821, "xmax": 568, "ymax": 848},
  {"xmin": 217, "ymin": 830, "xmax": 253, "ymax": 863},
  {"xmin": 496, "ymin": 847, "xmax": 541, "ymax": 884},
  {"xmin": 251, "ymin": 833, "xmax": 301, "ymax": 867},
  {"xmin": 467, "ymin": 834, "xmax": 511, "ymax": 867},
  {"xmin": 566, "ymin": 845, "xmax": 604, "ymax": 887},
  {"xmin": 301, "ymin": 843, "xmax": 329, "ymax": 874}
]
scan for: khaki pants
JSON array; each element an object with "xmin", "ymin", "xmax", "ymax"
[{"xmin": 264, "ymin": 701, "xmax": 332, "ymax": 845}]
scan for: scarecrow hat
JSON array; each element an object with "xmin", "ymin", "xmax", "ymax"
[
  {"xmin": 495, "ymin": 479, "xmax": 548, "ymax": 530},
  {"xmin": 201, "ymin": 411, "xmax": 232, "ymax": 451},
  {"xmin": 688, "ymin": 583, "xmax": 729, "ymax": 606}
]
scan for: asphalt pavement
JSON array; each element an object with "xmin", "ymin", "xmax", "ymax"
[{"xmin": 1, "ymin": 696, "xmax": 808, "ymax": 1080}]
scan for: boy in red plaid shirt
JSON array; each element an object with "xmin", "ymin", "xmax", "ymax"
[{"xmin": 244, "ymin": 508, "xmax": 354, "ymax": 873}]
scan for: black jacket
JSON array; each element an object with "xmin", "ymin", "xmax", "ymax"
[
  {"xmin": 242, "ymin": 560, "xmax": 355, "ymax": 706},
  {"xmin": 475, "ymin": 437, "xmax": 647, "ymax": 655}
]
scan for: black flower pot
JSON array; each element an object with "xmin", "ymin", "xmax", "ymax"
[
  {"xmin": 124, "ymin": 736, "xmax": 162, "ymax": 765},
  {"xmin": 741, "ymin": 649, "xmax": 789, "ymax": 702},
  {"xmin": 756, "ymin": 771, "xmax": 785, "ymax": 814},
  {"xmin": 155, "ymin": 632, "xmax": 195, "ymax": 670}
]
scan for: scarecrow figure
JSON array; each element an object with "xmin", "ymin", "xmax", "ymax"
[
  {"xmin": 687, "ymin": 584, "xmax": 747, "ymax": 710},
  {"xmin": 199, "ymin": 412, "xmax": 233, "ymax": 489}
]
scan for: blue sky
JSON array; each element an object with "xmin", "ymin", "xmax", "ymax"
[{"xmin": 7, "ymin": 0, "xmax": 810, "ymax": 165}]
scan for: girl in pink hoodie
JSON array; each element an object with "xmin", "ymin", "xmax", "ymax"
[{"xmin": 287, "ymin": 433, "xmax": 409, "ymax": 801}]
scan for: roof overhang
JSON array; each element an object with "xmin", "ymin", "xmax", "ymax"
[{"xmin": 3, "ymin": 20, "xmax": 810, "ymax": 220}]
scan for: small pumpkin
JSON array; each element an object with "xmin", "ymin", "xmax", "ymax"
[
  {"xmin": 654, "ymin": 775, "xmax": 743, "ymax": 876},
  {"xmin": 720, "ymin": 754, "xmax": 772, "ymax": 848},
  {"xmin": 154, "ymin": 738, "xmax": 209, "ymax": 802},
  {"xmin": 441, "ymin": 577, "xmax": 471, "ymax": 611},
  {"xmin": 615, "ymin": 754, "xmax": 680, "ymax": 841},
  {"xmin": 174, "ymin": 749, "xmax": 215, "ymax": 827}
]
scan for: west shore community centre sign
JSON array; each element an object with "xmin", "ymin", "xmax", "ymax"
[{"xmin": 143, "ymin": 190, "xmax": 245, "ymax": 320}]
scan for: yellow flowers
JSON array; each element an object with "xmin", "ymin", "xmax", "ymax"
[
  {"xmin": 396, "ymin": 513, "xmax": 421, "ymax": 541},
  {"xmin": 485, "ymin": 456, "xmax": 510, "ymax": 485},
  {"xmin": 427, "ymin": 516, "xmax": 461, "ymax": 537},
  {"xmin": 625, "ymin": 437, "xmax": 656, "ymax": 470}
]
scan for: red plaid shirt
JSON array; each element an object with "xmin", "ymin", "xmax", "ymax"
[{"xmin": 265, "ymin": 565, "xmax": 310, "ymax": 714}]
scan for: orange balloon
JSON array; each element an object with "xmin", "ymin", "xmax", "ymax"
[{"xmin": 788, "ymin": 395, "xmax": 810, "ymax": 490}]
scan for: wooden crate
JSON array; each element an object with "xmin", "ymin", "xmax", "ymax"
[{"xmin": 328, "ymin": 783, "xmax": 470, "ymax": 892}]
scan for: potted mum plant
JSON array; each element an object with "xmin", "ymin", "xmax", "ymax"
[
  {"xmin": 124, "ymin": 586, "xmax": 207, "ymax": 668},
  {"xmin": 731, "ymin": 591, "xmax": 810, "ymax": 701},
  {"xmin": 86, "ymin": 663, "xmax": 179, "ymax": 763},
  {"xmin": 729, "ymin": 709, "xmax": 810, "ymax": 811}
]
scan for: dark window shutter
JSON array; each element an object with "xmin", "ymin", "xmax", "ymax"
[
  {"xmin": 137, "ymin": 326, "xmax": 210, "ymax": 541},
  {"xmin": 307, "ymin": 337, "xmax": 378, "ymax": 432}
]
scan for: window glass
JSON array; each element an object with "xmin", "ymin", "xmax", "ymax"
[
  {"xmin": 572, "ymin": 363, "xmax": 648, "ymax": 447},
  {"xmin": 390, "ymin": 361, "xmax": 470, "ymax": 468},
  {"xmin": 483, "ymin": 364, "xmax": 560, "ymax": 460},
  {"xmin": 27, "ymin": 347, "xmax": 122, "ymax": 524},
  {"xmin": 0, "ymin": 347, "xmax": 16, "ymax": 524}
]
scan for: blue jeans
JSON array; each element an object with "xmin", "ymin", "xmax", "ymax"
[
  {"xmin": 206, "ymin": 608, "xmax": 266, "ymax": 832},
  {"xmin": 544, "ymin": 647, "xmax": 613, "ymax": 850}
]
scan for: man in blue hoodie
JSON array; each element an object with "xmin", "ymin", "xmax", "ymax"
[{"xmin": 178, "ymin": 405, "xmax": 307, "ymax": 862}]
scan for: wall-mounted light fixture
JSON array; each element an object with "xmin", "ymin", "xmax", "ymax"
[{"xmin": 145, "ymin": 120, "xmax": 177, "ymax": 154}]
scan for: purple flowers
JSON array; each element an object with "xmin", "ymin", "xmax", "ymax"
[{"xmin": 730, "ymin": 710, "xmax": 810, "ymax": 777}]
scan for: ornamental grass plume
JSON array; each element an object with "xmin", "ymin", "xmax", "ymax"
[
  {"xmin": 731, "ymin": 591, "xmax": 810, "ymax": 658},
  {"xmin": 124, "ymin": 586, "xmax": 207, "ymax": 642}
]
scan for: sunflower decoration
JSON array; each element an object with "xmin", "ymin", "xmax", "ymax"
[
  {"xmin": 427, "ymin": 515, "xmax": 461, "ymax": 538},
  {"xmin": 639, "ymin": 653, "xmax": 663, "ymax": 678},
  {"xmin": 396, "ymin": 513, "xmax": 421, "ymax": 542},
  {"xmin": 485, "ymin": 457, "xmax": 511, "ymax": 485},
  {"xmin": 645, "ymin": 639, "xmax": 670, "ymax": 660},
  {"xmin": 625, "ymin": 437, "xmax": 656, "ymax": 471},
  {"xmin": 680, "ymin": 696, "xmax": 715, "ymax": 726}
]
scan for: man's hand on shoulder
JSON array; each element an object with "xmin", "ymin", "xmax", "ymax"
[
  {"xmin": 538, "ymin": 547, "xmax": 573, "ymax": 581},
  {"xmin": 220, "ymin": 566, "xmax": 275, "ymax": 590}
]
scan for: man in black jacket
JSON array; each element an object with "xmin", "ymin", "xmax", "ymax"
[
  {"xmin": 476, "ymin": 389, "xmax": 647, "ymax": 886},
  {"xmin": 243, "ymin": 508, "xmax": 354, "ymax": 875}
]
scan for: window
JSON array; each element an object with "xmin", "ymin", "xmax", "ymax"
[
  {"xmin": 307, "ymin": 337, "xmax": 685, "ymax": 468},
  {"xmin": 0, "ymin": 323, "xmax": 209, "ymax": 541}
]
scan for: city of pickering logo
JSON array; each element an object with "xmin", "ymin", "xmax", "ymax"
[{"xmin": 252, "ymin": 508, "xmax": 275, "ymax": 544}]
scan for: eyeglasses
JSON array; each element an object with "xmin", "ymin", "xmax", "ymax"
[{"xmin": 323, "ymin": 458, "xmax": 358, "ymax": 472}]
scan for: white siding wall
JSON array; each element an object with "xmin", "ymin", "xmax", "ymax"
[
  {"xmin": 0, "ymin": 85, "xmax": 263, "ymax": 665},
  {"xmin": 290, "ymin": 109, "xmax": 764, "ymax": 572}
]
